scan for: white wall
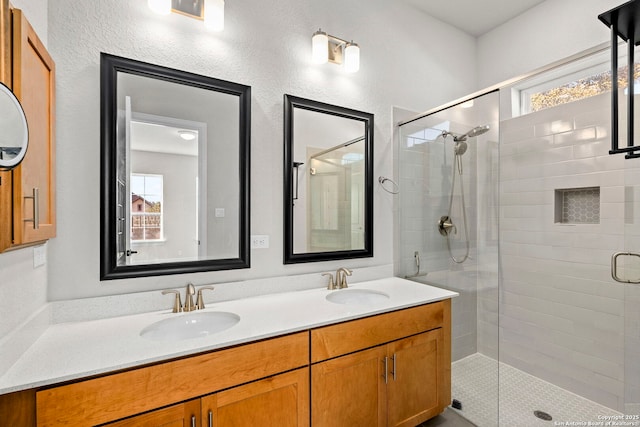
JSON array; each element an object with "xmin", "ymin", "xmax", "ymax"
[
  {"xmin": 46, "ymin": 0, "xmax": 476, "ymax": 300},
  {"xmin": 477, "ymin": 0, "xmax": 622, "ymax": 89}
]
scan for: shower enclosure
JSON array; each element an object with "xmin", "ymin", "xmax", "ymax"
[{"xmin": 397, "ymin": 45, "xmax": 640, "ymax": 425}]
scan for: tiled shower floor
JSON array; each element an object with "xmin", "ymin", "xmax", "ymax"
[{"xmin": 451, "ymin": 353, "xmax": 622, "ymax": 426}]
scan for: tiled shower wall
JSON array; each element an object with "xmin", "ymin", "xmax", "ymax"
[{"xmin": 499, "ymin": 91, "xmax": 628, "ymax": 411}]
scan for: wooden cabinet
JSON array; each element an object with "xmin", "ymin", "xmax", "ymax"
[
  {"xmin": 2, "ymin": 300, "xmax": 450, "ymax": 427},
  {"xmin": 310, "ymin": 301, "xmax": 451, "ymax": 427},
  {"xmin": 312, "ymin": 345, "xmax": 388, "ymax": 426},
  {"xmin": 103, "ymin": 399, "xmax": 200, "ymax": 427},
  {"xmin": 386, "ymin": 330, "xmax": 444, "ymax": 427},
  {"xmin": 35, "ymin": 332, "xmax": 309, "ymax": 427},
  {"xmin": 0, "ymin": 7, "xmax": 56, "ymax": 252},
  {"xmin": 201, "ymin": 368, "xmax": 309, "ymax": 427},
  {"xmin": 101, "ymin": 368, "xmax": 309, "ymax": 427}
]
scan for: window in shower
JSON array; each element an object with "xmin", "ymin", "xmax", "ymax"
[
  {"xmin": 514, "ymin": 47, "xmax": 640, "ymax": 116},
  {"xmin": 554, "ymin": 187, "xmax": 600, "ymax": 224}
]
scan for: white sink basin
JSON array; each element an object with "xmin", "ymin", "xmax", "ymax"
[
  {"xmin": 140, "ymin": 311, "xmax": 240, "ymax": 341},
  {"xmin": 326, "ymin": 289, "xmax": 390, "ymax": 305}
]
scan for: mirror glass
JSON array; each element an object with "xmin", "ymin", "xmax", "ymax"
[
  {"xmin": 100, "ymin": 53, "xmax": 250, "ymax": 280},
  {"xmin": 284, "ymin": 95, "xmax": 373, "ymax": 264},
  {"xmin": 0, "ymin": 82, "xmax": 29, "ymax": 170}
]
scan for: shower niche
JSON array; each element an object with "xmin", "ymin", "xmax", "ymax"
[{"xmin": 554, "ymin": 187, "xmax": 600, "ymax": 224}]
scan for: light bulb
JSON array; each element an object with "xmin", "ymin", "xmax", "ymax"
[
  {"xmin": 344, "ymin": 42, "xmax": 360, "ymax": 73},
  {"xmin": 312, "ymin": 30, "xmax": 329, "ymax": 64},
  {"xmin": 204, "ymin": 0, "xmax": 225, "ymax": 31},
  {"xmin": 148, "ymin": 0, "xmax": 171, "ymax": 15}
]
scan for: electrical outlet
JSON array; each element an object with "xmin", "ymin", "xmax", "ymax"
[
  {"xmin": 215, "ymin": 208, "xmax": 225, "ymax": 218},
  {"xmin": 33, "ymin": 244, "xmax": 46, "ymax": 268},
  {"xmin": 251, "ymin": 235, "xmax": 269, "ymax": 249}
]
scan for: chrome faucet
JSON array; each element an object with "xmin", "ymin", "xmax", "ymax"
[{"xmin": 335, "ymin": 267, "xmax": 352, "ymax": 289}]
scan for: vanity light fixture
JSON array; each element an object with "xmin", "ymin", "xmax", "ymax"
[
  {"xmin": 178, "ymin": 130, "xmax": 197, "ymax": 141},
  {"xmin": 311, "ymin": 29, "xmax": 360, "ymax": 73}
]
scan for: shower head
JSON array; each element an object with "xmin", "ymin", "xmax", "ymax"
[
  {"xmin": 442, "ymin": 124, "xmax": 490, "ymax": 143},
  {"xmin": 461, "ymin": 125, "xmax": 490, "ymax": 139}
]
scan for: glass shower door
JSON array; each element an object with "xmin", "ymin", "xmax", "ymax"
[{"xmin": 622, "ymin": 90, "xmax": 640, "ymax": 417}]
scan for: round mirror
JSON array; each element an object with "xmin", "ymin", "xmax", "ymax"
[{"xmin": 0, "ymin": 82, "xmax": 29, "ymax": 171}]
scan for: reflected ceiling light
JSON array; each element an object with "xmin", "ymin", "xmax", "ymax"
[
  {"xmin": 460, "ymin": 100, "xmax": 474, "ymax": 109},
  {"xmin": 178, "ymin": 130, "xmax": 197, "ymax": 141},
  {"xmin": 204, "ymin": 0, "xmax": 225, "ymax": 31},
  {"xmin": 312, "ymin": 29, "xmax": 360, "ymax": 73},
  {"xmin": 148, "ymin": 0, "xmax": 171, "ymax": 15}
]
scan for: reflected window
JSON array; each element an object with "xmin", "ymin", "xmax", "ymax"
[{"xmin": 131, "ymin": 174, "xmax": 163, "ymax": 242}]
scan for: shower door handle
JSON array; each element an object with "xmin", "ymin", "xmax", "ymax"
[{"xmin": 611, "ymin": 252, "xmax": 640, "ymax": 284}]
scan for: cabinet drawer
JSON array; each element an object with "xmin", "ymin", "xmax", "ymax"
[
  {"xmin": 311, "ymin": 302, "xmax": 444, "ymax": 363},
  {"xmin": 36, "ymin": 331, "xmax": 309, "ymax": 427}
]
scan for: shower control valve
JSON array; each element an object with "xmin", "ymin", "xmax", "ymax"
[{"xmin": 438, "ymin": 216, "xmax": 456, "ymax": 236}]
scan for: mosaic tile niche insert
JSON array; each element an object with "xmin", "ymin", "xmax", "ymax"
[{"xmin": 554, "ymin": 187, "xmax": 600, "ymax": 224}]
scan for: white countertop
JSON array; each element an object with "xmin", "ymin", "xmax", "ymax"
[{"xmin": 0, "ymin": 277, "xmax": 457, "ymax": 394}]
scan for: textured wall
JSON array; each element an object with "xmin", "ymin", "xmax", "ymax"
[
  {"xmin": 46, "ymin": 0, "xmax": 477, "ymax": 300},
  {"xmin": 477, "ymin": 0, "xmax": 621, "ymax": 88}
]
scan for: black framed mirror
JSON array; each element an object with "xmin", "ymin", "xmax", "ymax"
[
  {"xmin": 100, "ymin": 53, "xmax": 250, "ymax": 280},
  {"xmin": 284, "ymin": 94, "xmax": 373, "ymax": 264}
]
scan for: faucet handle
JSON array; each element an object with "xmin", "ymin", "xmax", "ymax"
[
  {"xmin": 322, "ymin": 273, "xmax": 336, "ymax": 290},
  {"xmin": 161, "ymin": 289, "xmax": 183, "ymax": 313},
  {"xmin": 337, "ymin": 268, "xmax": 352, "ymax": 289},
  {"xmin": 184, "ymin": 283, "xmax": 196, "ymax": 312},
  {"xmin": 196, "ymin": 286, "xmax": 215, "ymax": 310}
]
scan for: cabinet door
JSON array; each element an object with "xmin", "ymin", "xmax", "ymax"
[
  {"xmin": 312, "ymin": 345, "xmax": 387, "ymax": 427},
  {"xmin": 103, "ymin": 399, "xmax": 200, "ymax": 427},
  {"xmin": 386, "ymin": 329, "xmax": 445, "ymax": 427},
  {"xmin": 11, "ymin": 8, "xmax": 55, "ymax": 245},
  {"xmin": 201, "ymin": 368, "xmax": 309, "ymax": 427}
]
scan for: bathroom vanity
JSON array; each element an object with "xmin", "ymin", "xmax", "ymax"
[{"xmin": 0, "ymin": 278, "xmax": 456, "ymax": 426}]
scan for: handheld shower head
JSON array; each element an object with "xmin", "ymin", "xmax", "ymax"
[{"xmin": 454, "ymin": 141, "xmax": 468, "ymax": 155}]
